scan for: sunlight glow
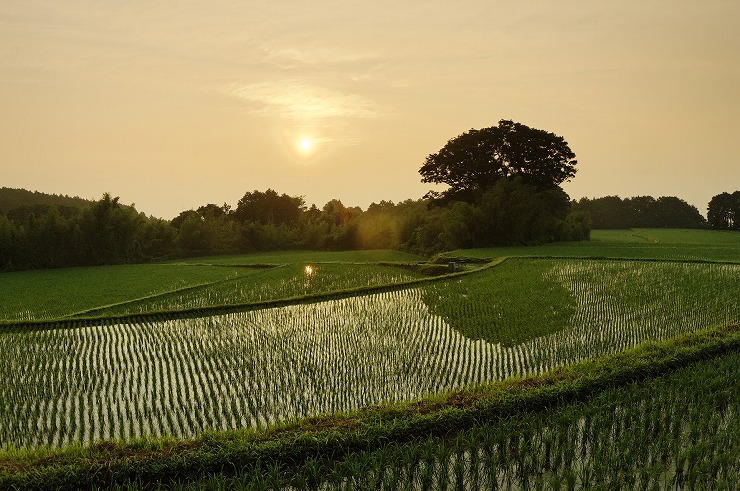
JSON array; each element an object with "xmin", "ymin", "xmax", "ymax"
[{"xmin": 299, "ymin": 138, "xmax": 313, "ymax": 152}]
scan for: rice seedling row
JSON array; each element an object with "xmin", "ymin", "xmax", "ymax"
[
  {"xmin": 255, "ymin": 350, "xmax": 738, "ymax": 491},
  {"xmin": 4, "ymin": 323, "xmax": 737, "ymax": 491},
  {"xmin": 87, "ymin": 263, "xmax": 426, "ymax": 316}
]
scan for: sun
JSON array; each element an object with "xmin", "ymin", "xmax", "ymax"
[{"xmin": 299, "ymin": 138, "xmax": 313, "ymax": 153}]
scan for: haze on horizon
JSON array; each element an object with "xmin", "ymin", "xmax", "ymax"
[{"xmin": 2, "ymin": 1, "xmax": 738, "ymax": 219}]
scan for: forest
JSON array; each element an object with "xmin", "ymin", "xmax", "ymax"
[{"xmin": 0, "ymin": 185, "xmax": 729, "ymax": 272}]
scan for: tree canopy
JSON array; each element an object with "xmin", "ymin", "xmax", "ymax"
[
  {"xmin": 0, "ymin": 187, "xmax": 90, "ymax": 214},
  {"xmin": 233, "ymin": 189, "xmax": 305, "ymax": 226},
  {"xmin": 707, "ymin": 191, "xmax": 740, "ymax": 230},
  {"xmin": 573, "ymin": 195, "xmax": 706, "ymax": 229},
  {"xmin": 420, "ymin": 120, "xmax": 577, "ymax": 204}
]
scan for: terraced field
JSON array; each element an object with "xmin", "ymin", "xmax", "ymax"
[
  {"xmin": 0, "ymin": 232, "xmax": 738, "ymax": 490},
  {"xmin": 1, "ymin": 258, "xmax": 737, "ymax": 450}
]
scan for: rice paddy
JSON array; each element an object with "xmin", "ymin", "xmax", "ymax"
[
  {"xmin": 0, "ymin": 234, "xmax": 738, "ymax": 489},
  {"xmin": 0, "ymin": 251, "xmax": 427, "ymax": 322},
  {"xmin": 1, "ymin": 258, "xmax": 737, "ymax": 450}
]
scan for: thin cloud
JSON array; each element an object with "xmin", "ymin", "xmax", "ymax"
[
  {"xmin": 231, "ymin": 80, "xmax": 382, "ymax": 121},
  {"xmin": 257, "ymin": 44, "xmax": 377, "ymax": 68}
]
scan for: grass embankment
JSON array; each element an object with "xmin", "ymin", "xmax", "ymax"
[
  {"xmin": 260, "ymin": 350, "xmax": 738, "ymax": 490},
  {"xmin": 2, "ymin": 321, "xmax": 737, "ymax": 490}
]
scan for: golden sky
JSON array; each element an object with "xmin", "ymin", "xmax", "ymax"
[{"xmin": 2, "ymin": 1, "xmax": 739, "ymax": 218}]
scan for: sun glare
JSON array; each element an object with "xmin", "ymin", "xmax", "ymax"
[{"xmin": 299, "ymin": 138, "xmax": 313, "ymax": 153}]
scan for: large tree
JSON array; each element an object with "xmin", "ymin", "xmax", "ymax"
[{"xmin": 420, "ymin": 120, "xmax": 577, "ymax": 204}]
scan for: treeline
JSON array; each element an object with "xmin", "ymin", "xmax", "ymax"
[
  {"xmin": 0, "ymin": 194, "xmax": 174, "ymax": 271},
  {"xmin": 0, "ymin": 181, "xmax": 588, "ymax": 271},
  {"xmin": 3, "ymin": 185, "xmax": 732, "ymax": 272},
  {"xmin": 572, "ymin": 195, "xmax": 706, "ymax": 229},
  {"xmin": 0, "ymin": 187, "xmax": 90, "ymax": 214}
]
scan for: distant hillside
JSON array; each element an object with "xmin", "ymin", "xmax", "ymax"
[{"xmin": 0, "ymin": 187, "xmax": 91, "ymax": 214}]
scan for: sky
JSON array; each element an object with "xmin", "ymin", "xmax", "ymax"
[{"xmin": 2, "ymin": 1, "xmax": 739, "ymax": 219}]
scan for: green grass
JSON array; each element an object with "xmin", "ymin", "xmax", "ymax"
[
  {"xmin": 0, "ymin": 264, "xmax": 262, "ymax": 322},
  {"xmin": 422, "ymin": 259, "xmax": 576, "ymax": 346},
  {"xmin": 446, "ymin": 228, "xmax": 740, "ymax": 262},
  {"xmin": 629, "ymin": 228, "xmax": 740, "ymax": 245},
  {"xmin": 591, "ymin": 229, "xmax": 657, "ymax": 242}
]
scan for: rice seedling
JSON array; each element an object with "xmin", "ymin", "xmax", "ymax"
[
  {"xmin": 240, "ymin": 350, "xmax": 737, "ymax": 491},
  {"xmin": 90, "ymin": 263, "xmax": 427, "ymax": 316},
  {"xmin": 0, "ymin": 250, "xmax": 429, "ymax": 322}
]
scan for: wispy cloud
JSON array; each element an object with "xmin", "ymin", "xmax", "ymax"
[
  {"xmin": 256, "ymin": 44, "xmax": 377, "ymax": 69},
  {"xmin": 231, "ymin": 79, "xmax": 381, "ymax": 121}
]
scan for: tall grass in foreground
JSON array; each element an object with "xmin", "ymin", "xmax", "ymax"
[{"xmin": 0, "ymin": 259, "xmax": 737, "ymax": 450}]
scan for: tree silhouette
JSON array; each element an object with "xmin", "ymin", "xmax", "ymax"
[
  {"xmin": 707, "ymin": 191, "xmax": 740, "ymax": 230},
  {"xmin": 420, "ymin": 120, "xmax": 577, "ymax": 204}
]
